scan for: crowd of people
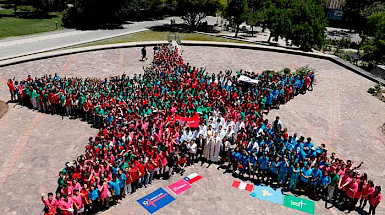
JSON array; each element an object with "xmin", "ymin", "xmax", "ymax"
[{"xmin": 7, "ymin": 44, "xmax": 382, "ymax": 215}]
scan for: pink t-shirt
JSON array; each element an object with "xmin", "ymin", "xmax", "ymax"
[
  {"xmin": 341, "ymin": 177, "xmax": 352, "ymax": 192},
  {"xmin": 346, "ymin": 181, "xmax": 358, "ymax": 198},
  {"xmin": 59, "ymin": 198, "xmax": 73, "ymax": 215},
  {"xmin": 99, "ymin": 183, "xmax": 110, "ymax": 199},
  {"xmin": 71, "ymin": 194, "xmax": 84, "ymax": 209},
  {"xmin": 43, "ymin": 198, "xmax": 58, "ymax": 208},
  {"xmin": 363, "ymin": 186, "xmax": 375, "ymax": 200},
  {"xmin": 370, "ymin": 193, "xmax": 383, "ymax": 206}
]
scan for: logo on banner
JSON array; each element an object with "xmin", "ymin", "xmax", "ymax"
[
  {"xmin": 168, "ymin": 179, "xmax": 192, "ymax": 195},
  {"xmin": 283, "ymin": 195, "xmax": 315, "ymax": 214},
  {"xmin": 137, "ymin": 188, "xmax": 175, "ymax": 214},
  {"xmin": 250, "ymin": 185, "xmax": 284, "ymax": 205}
]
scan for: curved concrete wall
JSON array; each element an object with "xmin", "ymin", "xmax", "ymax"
[{"xmin": 0, "ymin": 40, "xmax": 382, "ymax": 83}]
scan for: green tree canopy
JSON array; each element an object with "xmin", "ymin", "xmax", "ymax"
[
  {"xmin": 362, "ymin": 11, "xmax": 385, "ymax": 64},
  {"xmin": 264, "ymin": 0, "xmax": 327, "ymax": 51},
  {"xmin": 223, "ymin": 0, "xmax": 248, "ymax": 37},
  {"xmin": 176, "ymin": 0, "xmax": 220, "ymax": 28}
]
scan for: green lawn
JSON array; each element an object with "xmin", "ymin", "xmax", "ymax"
[
  {"xmin": 67, "ymin": 30, "xmax": 250, "ymax": 49},
  {"xmin": 0, "ymin": 7, "xmax": 64, "ymax": 39}
]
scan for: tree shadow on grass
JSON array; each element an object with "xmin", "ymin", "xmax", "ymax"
[{"xmin": 0, "ymin": 11, "xmax": 59, "ymax": 19}]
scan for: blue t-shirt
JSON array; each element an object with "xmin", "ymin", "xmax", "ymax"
[
  {"xmin": 270, "ymin": 161, "xmax": 278, "ymax": 173},
  {"xmin": 300, "ymin": 167, "xmax": 312, "ymax": 183},
  {"xmin": 291, "ymin": 167, "xmax": 300, "ymax": 179},
  {"xmin": 248, "ymin": 155, "xmax": 257, "ymax": 165},
  {"xmin": 320, "ymin": 175, "xmax": 331, "ymax": 187},
  {"xmin": 258, "ymin": 157, "xmax": 269, "ymax": 170},
  {"xmin": 241, "ymin": 155, "xmax": 248, "ymax": 166},
  {"xmin": 232, "ymin": 152, "xmax": 242, "ymax": 162},
  {"xmin": 311, "ymin": 168, "xmax": 322, "ymax": 184},
  {"xmin": 278, "ymin": 161, "xmax": 289, "ymax": 173},
  {"xmin": 120, "ymin": 174, "xmax": 127, "ymax": 188},
  {"xmin": 89, "ymin": 188, "xmax": 99, "ymax": 201},
  {"xmin": 109, "ymin": 180, "xmax": 121, "ymax": 196},
  {"xmin": 304, "ymin": 141, "xmax": 314, "ymax": 149}
]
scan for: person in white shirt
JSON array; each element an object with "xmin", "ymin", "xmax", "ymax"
[
  {"xmin": 198, "ymin": 122, "xmax": 207, "ymax": 140},
  {"xmin": 188, "ymin": 141, "xmax": 197, "ymax": 165},
  {"xmin": 226, "ymin": 126, "xmax": 235, "ymax": 139},
  {"xmin": 181, "ymin": 127, "xmax": 194, "ymax": 142},
  {"xmin": 218, "ymin": 125, "xmax": 226, "ymax": 140},
  {"xmin": 192, "ymin": 128, "xmax": 200, "ymax": 140},
  {"xmin": 226, "ymin": 117, "xmax": 236, "ymax": 131},
  {"xmin": 235, "ymin": 119, "xmax": 245, "ymax": 133}
]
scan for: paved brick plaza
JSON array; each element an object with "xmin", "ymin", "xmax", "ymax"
[{"xmin": 0, "ymin": 45, "xmax": 384, "ymax": 215}]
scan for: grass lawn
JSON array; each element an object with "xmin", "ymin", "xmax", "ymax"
[
  {"xmin": 67, "ymin": 30, "xmax": 250, "ymax": 49},
  {"xmin": 0, "ymin": 7, "xmax": 64, "ymax": 39}
]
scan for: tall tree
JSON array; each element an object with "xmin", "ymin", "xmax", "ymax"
[
  {"xmin": 289, "ymin": 0, "xmax": 327, "ymax": 51},
  {"xmin": 176, "ymin": 0, "xmax": 220, "ymax": 28},
  {"xmin": 224, "ymin": 0, "xmax": 248, "ymax": 37},
  {"xmin": 362, "ymin": 11, "xmax": 385, "ymax": 64},
  {"xmin": 264, "ymin": 0, "xmax": 327, "ymax": 51}
]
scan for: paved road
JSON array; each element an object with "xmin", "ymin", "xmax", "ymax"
[
  {"xmin": 0, "ymin": 16, "xmax": 219, "ymax": 61},
  {"xmin": 0, "ymin": 16, "xmax": 213, "ymax": 61},
  {"xmin": 0, "ymin": 18, "xmax": 173, "ymax": 61}
]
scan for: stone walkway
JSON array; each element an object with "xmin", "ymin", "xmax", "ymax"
[{"xmin": 0, "ymin": 46, "xmax": 384, "ymax": 215}]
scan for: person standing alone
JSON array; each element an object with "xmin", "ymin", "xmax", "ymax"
[{"xmin": 141, "ymin": 46, "xmax": 147, "ymax": 61}]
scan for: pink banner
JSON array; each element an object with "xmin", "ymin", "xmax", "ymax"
[{"xmin": 168, "ymin": 179, "xmax": 192, "ymax": 195}]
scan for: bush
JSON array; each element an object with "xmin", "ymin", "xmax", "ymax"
[
  {"xmin": 367, "ymin": 87, "xmax": 376, "ymax": 94},
  {"xmin": 295, "ymin": 66, "xmax": 315, "ymax": 76},
  {"xmin": 283, "ymin": 68, "xmax": 291, "ymax": 74}
]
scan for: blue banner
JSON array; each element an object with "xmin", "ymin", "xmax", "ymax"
[
  {"xmin": 250, "ymin": 185, "xmax": 284, "ymax": 205},
  {"xmin": 137, "ymin": 188, "xmax": 176, "ymax": 214}
]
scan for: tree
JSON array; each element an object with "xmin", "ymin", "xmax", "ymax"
[
  {"xmin": 176, "ymin": 0, "xmax": 220, "ymax": 28},
  {"xmin": 246, "ymin": 10, "xmax": 258, "ymax": 36},
  {"xmin": 63, "ymin": 0, "xmax": 133, "ymax": 28},
  {"xmin": 362, "ymin": 11, "xmax": 385, "ymax": 64},
  {"xmin": 224, "ymin": 0, "xmax": 248, "ymax": 37},
  {"xmin": 264, "ymin": 0, "xmax": 291, "ymax": 42},
  {"xmin": 245, "ymin": 0, "xmax": 267, "ymax": 36},
  {"xmin": 263, "ymin": 0, "xmax": 327, "ymax": 51},
  {"xmin": 289, "ymin": 0, "xmax": 327, "ymax": 51}
]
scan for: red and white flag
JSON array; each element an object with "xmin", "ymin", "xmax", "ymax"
[
  {"xmin": 232, "ymin": 180, "xmax": 254, "ymax": 192},
  {"xmin": 183, "ymin": 173, "xmax": 202, "ymax": 184}
]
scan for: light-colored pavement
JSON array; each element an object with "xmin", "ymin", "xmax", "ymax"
[{"xmin": 0, "ymin": 46, "xmax": 384, "ymax": 215}]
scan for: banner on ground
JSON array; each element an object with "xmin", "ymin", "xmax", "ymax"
[
  {"xmin": 168, "ymin": 179, "xmax": 192, "ymax": 195},
  {"xmin": 238, "ymin": 75, "xmax": 260, "ymax": 85},
  {"xmin": 250, "ymin": 185, "xmax": 284, "ymax": 205},
  {"xmin": 175, "ymin": 113, "xmax": 200, "ymax": 128},
  {"xmin": 283, "ymin": 195, "xmax": 315, "ymax": 214},
  {"xmin": 137, "ymin": 188, "xmax": 176, "ymax": 214},
  {"xmin": 183, "ymin": 173, "xmax": 202, "ymax": 184},
  {"xmin": 232, "ymin": 180, "xmax": 254, "ymax": 192}
]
